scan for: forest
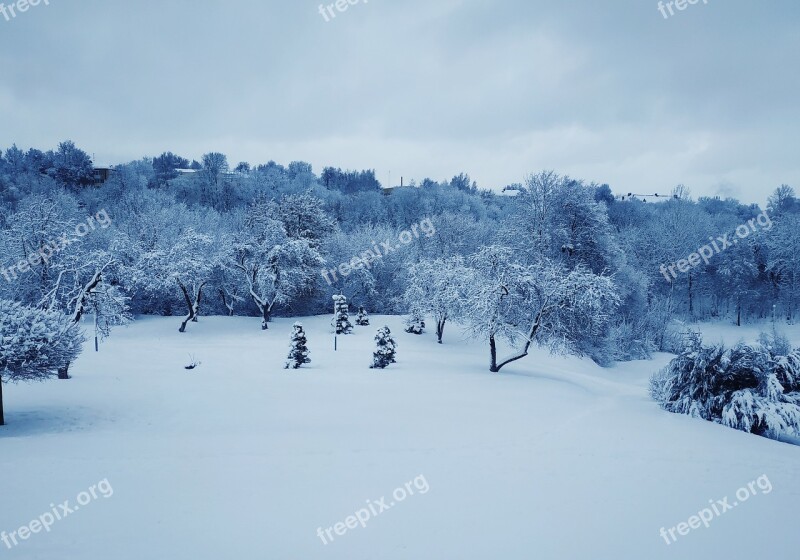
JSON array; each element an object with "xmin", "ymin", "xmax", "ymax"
[{"xmin": 0, "ymin": 140, "xmax": 798, "ymax": 377}]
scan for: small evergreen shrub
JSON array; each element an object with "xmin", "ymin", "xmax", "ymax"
[
  {"xmin": 284, "ymin": 322, "xmax": 311, "ymax": 369},
  {"xmin": 332, "ymin": 295, "xmax": 353, "ymax": 335},
  {"xmin": 370, "ymin": 326, "xmax": 397, "ymax": 369},
  {"xmin": 404, "ymin": 314, "xmax": 425, "ymax": 335},
  {"xmin": 356, "ymin": 306, "xmax": 370, "ymax": 326}
]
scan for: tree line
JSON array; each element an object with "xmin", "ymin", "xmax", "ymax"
[{"xmin": 1, "ymin": 142, "xmax": 798, "ymax": 398}]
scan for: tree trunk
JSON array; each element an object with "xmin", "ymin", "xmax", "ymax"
[
  {"xmin": 0, "ymin": 378, "xmax": 5, "ymax": 426},
  {"xmin": 179, "ymin": 280, "xmax": 193, "ymax": 333},
  {"xmin": 436, "ymin": 318, "xmax": 446, "ymax": 344},
  {"xmin": 659, "ymin": 282, "xmax": 676, "ymax": 351},
  {"xmin": 219, "ymin": 289, "xmax": 235, "ymax": 316},
  {"xmin": 71, "ymin": 271, "xmax": 104, "ymax": 325},
  {"xmin": 490, "ymin": 310, "xmax": 545, "ymax": 373},
  {"xmin": 178, "ymin": 281, "xmax": 206, "ymax": 333},
  {"xmin": 51, "ymin": 268, "xmax": 107, "ymax": 381},
  {"xmin": 489, "ymin": 335, "xmax": 498, "ymax": 372},
  {"xmin": 688, "ymin": 272, "xmax": 694, "ymax": 318},
  {"xmin": 261, "ymin": 305, "xmax": 271, "ymax": 330}
]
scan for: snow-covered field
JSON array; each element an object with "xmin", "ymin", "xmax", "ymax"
[{"xmin": 2, "ymin": 316, "xmax": 799, "ymax": 559}]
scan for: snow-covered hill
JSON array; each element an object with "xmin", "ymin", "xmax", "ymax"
[{"xmin": 2, "ymin": 316, "xmax": 799, "ymax": 559}]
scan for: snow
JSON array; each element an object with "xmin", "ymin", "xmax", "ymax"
[
  {"xmin": 2, "ymin": 316, "xmax": 799, "ymax": 559},
  {"xmin": 682, "ymin": 320, "xmax": 800, "ymax": 346}
]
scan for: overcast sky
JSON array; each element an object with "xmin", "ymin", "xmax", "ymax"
[{"xmin": 1, "ymin": 0, "xmax": 797, "ymax": 204}]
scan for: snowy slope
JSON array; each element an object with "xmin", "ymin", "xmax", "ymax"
[{"xmin": 1, "ymin": 316, "xmax": 799, "ymax": 560}]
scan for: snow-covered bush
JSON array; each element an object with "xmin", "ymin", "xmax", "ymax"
[
  {"xmin": 0, "ymin": 300, "xmax": 85, "ymax": 381},
  {"xmin": 404, "ymin": 314, "xmax": 425, "ymax": 335},
  {"xmin": 758, "ymin": 329, "xmax": 800, "ymax": 394},
  {"xmin": 774, "ymin": 350, "xmax": 800, "ymax": 394},
  {"xmin": 595, "ymin": 318, "xmax": 656, "ymax": 366},
  {"xmin": 370, "ymin": 326, "xmax": 397, "ymax": 369},
  {"xmin": 659, "ymin": 322, "xmax": 692, "ymax": 355},
  {"xmin": 356, "ymin": 306, "xmax": 370, "ymax": 326},
  {"xmin": 0, "ymin": 300, "xmax": 85, "ymax": 425},
  {"xmin": 758, "ymin": 328, "xmax": 793, "ymax": 358},
  {"xmin": 332, "ymin": 294, "xmax": 353, "ymax": 335},
  {"xmin": 650, "ymin": 333, "xmax": 800, "ymax": 441},
  {"xmin": 284, "ymin": 322, "xmax": 311, "ymax": 370}
]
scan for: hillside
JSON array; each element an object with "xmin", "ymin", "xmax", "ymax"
[{"xmin": 2, "ymin": 316, "xmax": 798, "ymax": 559}]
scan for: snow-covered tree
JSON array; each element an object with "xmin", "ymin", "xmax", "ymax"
[
  {"xmin": 50, "ymin": 141, "xmax": 94, "ymax": 189},
  {"xmin": 319, "ymin": 226, "xmax": 387, "ymax": 311},
  {"xmin": 638, "ymin": 198, "xmax": 711, "ymax": 317},
  {"xmin": 765, "ymin": 214, "xmax": 800, "ymax": 322},
  {"xmin": 404, "ymin": 314, "xmax": 425, "ymax": 335},
  {"xmin": 41, "ymin": 254, "xmax": 130, "ymax": 376},
  {"xmin": 417, "ymin": 212, "xmax": 492, "ymax": 262},
  {"xmin": 332, "ymin": 294, "xmax": 353, "ymax": 335},
  {"xmin": 500, "ymin": 172, "xmax": 622, "ymax": 274},
  {"xmin": 370, "ymin": 326, "xmax": 397, "ymax": 369},
  {"xmin": 85, "ymin": 281, "xmax": 132, "ymax": 351},
  {"xmin": 0, "ymin": 193, "xmax": 130, "ymax": 376},
  {"xmin": 201, "ymin": 152, "xmax": 229, "ymax": 187},
  {"xmin": 767, "ymin": 184, "xmax": 799, "ymax": 217},
  {"xmin": 212, "ymin": 264, "xmax": 246, "ymax": 316},
  {"xmin": 716, "ymin": 236, "xmax": 760, "ymax": 326},
  {"xmin": 461, "ymin": 247, "xmax": 620, "ymax": 373},
  {"xmin": 404, "ymin": 256, "xmax": 469, "ymax": 343},
  {"xmin": 151, "ymin": 151, "xmax": 190, "ymax": 188},
  {"xmin": 0, "ymin": 300, "xmax": 85, "ymax": 425},
  {"xmin": 356, "ymin": 306, "xmax": 370, "ymax": 326},
  {"xmin": 232, "ymin": 198, "xmax": 324, "ymax": 329},
  {"xmin": 271, "ymin": 193, "xmax": 336, "ymax": 247},
  {"xmin": 0, "ymin": 192, "xmax": 83, "ymax": 304},
  {"xmin": 284, "ymin": 322, "xmax": 311, "ymax": 370},
  {"xmin": 135, "ymin": 228, "xmax": 218, "ymax": 333}
]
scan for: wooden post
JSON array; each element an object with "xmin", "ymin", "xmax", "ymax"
[{"xmin": 0, "ymin": 378, "xmax": 5, "ymax": 426}]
